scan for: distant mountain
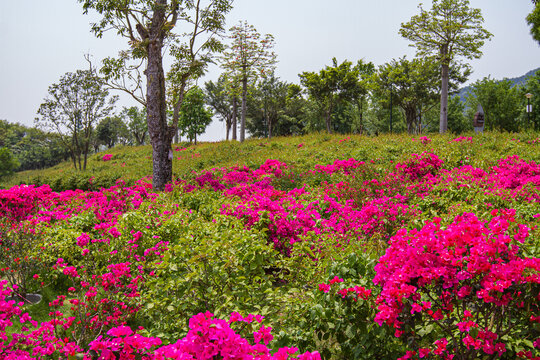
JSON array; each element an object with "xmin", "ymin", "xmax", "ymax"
[{"xmin": 457, "ymin": 67, "xmax": 540, "ymax": 102}]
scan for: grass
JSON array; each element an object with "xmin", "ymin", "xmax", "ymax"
[{"xmin": 1, "ymin": 131, "xmax": 540, "ymax": 191}]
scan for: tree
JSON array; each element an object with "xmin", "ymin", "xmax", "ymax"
[
  {"xmin": 96, "ymin": 116, "xmax": 130, "ymax": 148},
  {"xmin": 221, "ymin": 21, "xmax": 277, "ymax": 142},
  {"xmin": 446, "ymin": 95, "xmax": 470, "ymax": 133},
  {"xmin": 0, "ymin": 148, "xmax": 19, "ymax": 178},
  {"xmin": 121, "ymin": 107, "xmax": 148, "ymax": 146},
  {"xmin": 465, "ymin": 77, "xmax": 522, "ymax": 132},
  {"xmin": 178, "ymin": 86, "xmax": 213, "ymax": 144},
  {"xmin": 80, "ymin": 0, "xmax": 233, "ymax": 190},
  {"xmin": 299, "ymin": 58, "xmax": 363, "ymax": 133},
  {"xmin": 374, "ymin": 57, "xmax": 440, "ymax": 134},
  {"xmin": 246, "ymin": 73, "xmax": 288, "ymax": 138},
  {"xmin": 36, "ymin": 68, "xmax": 116, "ymax": 171},
  {"xmin": 528, "ymin": 0, "xmax": 540, "ymax": 44},
  {"xmin": 204, "ymin": 75, "xmax": 235, "ymax": 140},
  {"xmin": 400, "ymin": 0, "xmax": 492, "ymax": 133},
  {"xmin": 0, "ymin": 120, "xmax": 70, "ymax": 171},
  {"xmin": 374, "ymin": 57, "xmax": 468, "ymax": 134}
]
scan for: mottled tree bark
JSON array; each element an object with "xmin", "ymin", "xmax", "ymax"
[
  {"xmin": 144, "ymin": 0, "xmax": 174, "ymax": 191},
  {"xmin": 232, "ymin": 96, "xmax": 237, "ymax": 141},
  {"xmin": 240, "ymin": 76, "xmax": 247, "ymax": 142},
  {"xmin": 440, "ymin": 63, "xmax": 449, "ymax": 134}
]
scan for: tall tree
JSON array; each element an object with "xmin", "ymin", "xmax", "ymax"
[
  {"xmin": 221, "ymin": 21, "xmax": 277, "ymax": 142},
  {"xmin": 246, "ymin": 73, "xmax": 288, "ymax": 138},
  {"xmin": 204, "ymin": 75, "xmax": 235, "ymax": 140},
  {"xmin": 121, "ymin": 106, "xmax": 148, "ymax": 146},
  {"xmin": 400, "ymin": 0, "xmax": 492, "ymax": 133},
  {"xmin": 178, "ymin": 86, "xmax": 213, "ymax": 144},
  {"xmin": 36, "ymin": 68, "xmax": 116, "ymax": 171},
  {"xmin": 528, "ymin": 0, "xmax": 540, "ymax": 44},
  {"xmin": 96, "ymin": 116, "xmax": 130, "ymax": 148},
  {"xmin": 374, "ymin": 57, "xmax": 468, "ymax": 134},
  {"xmin": 79, "ymin": 0, "xmax": 233, "ymax": 190},
  {"xmin": 299, "ymin": 58, "xmax": 363, "ymax": 133},
  {"xmin": 374, "ymin": 57, "xmax": 440, "ymax": 134}
]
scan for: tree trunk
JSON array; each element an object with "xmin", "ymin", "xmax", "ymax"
[
  {"xmin": 268, "ymin": 117, "xmax": 272, "ymax": 139},
  {"xmin": 232, "ymin": 96, "xmax": 237, "ymax": 141},
  {"xmin": 440, "ymin": 63, "xmax": 449, "ymax": 134},
  {"xmin": 325, "ymin": 109, "xmax": 332, "ymax": 134},
  {"xmin": 71, "ymin": 152, "xmax": 77, "ymax": 170},
  {"xmin": 225, "ymin": 114, "xmax": 231, "ymax": 141},
  {"xmin": 146, "ymin": 1, "xmax": 173, "ymax": 191},
  {"xmin": 240, "ymin": 77, "xmax": 247, "ymax": 142},
  {"xmin": 405, "ymin": 106, "xmax": 416, "ymax": 135}
]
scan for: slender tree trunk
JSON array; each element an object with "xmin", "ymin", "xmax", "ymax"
[
  {"xmin": 440, "ymin": 62, "xmax": 449, "ymax": 134},
  {"xmin": 325, "ymin": 108, "xmax": 332, "ymax": 134},
  {"xmin": 232, "ymin": 96, "xmax": 237, "ymax": 141},
  {"xmin": 241, "ymin": 77, "xmax": 247, "ymax": 142},
  {"xmin": 268, "ymin": 115, "xmax": 272, "ymax": 139},
  {"xmin": 83, "ymin": 142, "xmax": 89, "ymax": 171},
  {"xmin": 146, "ymin": 1, "xmax": 173, "ymax": 191},
  {"xmin": 225, "ymin": 114, "xmax": 231, "ymax": 140},
  {"xmin": 71, "ymin": 152, "xmax": 77, "ymax": 170}
]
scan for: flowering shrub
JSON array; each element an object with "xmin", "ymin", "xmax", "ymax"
[
  {"xmin": 373, "ymin": 211, "xmax": 540, "ymax": 359},
  {"xmin": 1, "ymin": 134, "xmax": 540, "ymax": 359},
  {"xmin": 102, "ymin": 154, "xmax": 113, "ymax": 162},
  {"xmin": 89, "ymin": 312, "xmax": 320, "ymax": 359},
  {"xmin": 395, "ymin": 152, "xmax": 443, "ymax": 181}
]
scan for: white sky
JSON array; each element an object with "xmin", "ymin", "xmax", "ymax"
[{"xmin": 1, "ymin": 0, "xmax": 539, "ymax": 141}]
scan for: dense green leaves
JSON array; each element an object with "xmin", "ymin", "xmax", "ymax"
[
  {"xmin": 299, "ymin": 59, "xmax": 368, "ymax": 134},
  {"xmin": 465, "ymin": 77, "xmax": 523, "ymax": 132},
  {"xmin": 0, "ymin": 148, "xmax": 19, "ymax": 178},
  {"xmin": 35, "ymin": 68, "xmax": 117, "ymax": 171},
  {"xmin": 178, "ymin": 87, "xmax": 213, "ymax": 144},
  {"xmin": 400, "ymin": 0, "xmax": 492, "ymax": 133},
  {"xmin": 527, "ymin": 1, "xmax": 540, "ymax": 44}
]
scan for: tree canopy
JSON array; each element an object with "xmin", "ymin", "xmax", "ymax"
[
  {"xmin": 36, "ymin": 68, "xmax": 116, "ymax": 171},
  {"xmin": 79, "ymin": 0, "xmax": 233, "ymax": 190},
  {"xmin": 400, "ymin": 0, "xmax": 492, "ymax": 133}
]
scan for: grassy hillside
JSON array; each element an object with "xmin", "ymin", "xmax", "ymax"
[
  {"xmin": 1, "ymin": 131, "xmax": 540, "ymax": 359},
  {"xmin": 3, "ymin": 131, "xmax": 540, "ymax": 190}
]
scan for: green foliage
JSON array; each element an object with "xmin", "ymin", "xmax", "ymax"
[
  {"xmin": 96, "ymin": 116, "xmax": 130, "ymax": 148},
  {"xmin": 447, "ymin": 95, "xmax": 472, "ymax": 133},
  {"xmin": 527, "ymin": 1, "xmax": 540, "ymax": 44},
  {"xmin": 0, "ymin": 120, "xmax": 69, "ymax": 172},
  {"xmin": 0, "ymin": 148, "xmax": 19, "ymax": 178},
  {"xmin": 36, "ymin": 67, "xmax": 117, "ymax": 171},
  {"xmin": 139, "ymin": 210, "xmax": 280, "ymax": 342},
  {"xmin": 178, "ymin": 86, "xmax": 213, "ymax": 144},
  {"xmin": 373, "ymin": 57, "xmax": 440, "ymax": 134},
  {"xmin": 300, "ymin": 58, "xmax": 369, "ymax": 133},
  {"xmin": 246, "ymin": 73, "xmax": 307, "ymax": 138},
  {"xmin": 399, "ymin": 0, "xmax": 492, "ymax": 65},
  {"xmin": 400, "ymin": 0, "xmax": 492, "ymax": 132},
  {"xmin": 465, "ymin": 77, "xmax": 523, "ymax": 132},
  {"xmin": 524, "ymin": 70, "xmax": 540, "ymax": 131}
]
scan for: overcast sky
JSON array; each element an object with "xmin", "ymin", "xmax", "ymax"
[{"xmin": 1, "ymin": 0, "xmax": 539, "ymax": 141}]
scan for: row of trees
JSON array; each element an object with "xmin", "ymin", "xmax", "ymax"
[
  {"xmin": 5, "ymin": 0, "xmax": 536, "ymax": 188},
  {"xmin": 205, "ymin": 62, "xmax": 540, "ymax": 138},
  {"xmin": 34, "ymin": 64, "xmax": 150, "ymax": 171}
]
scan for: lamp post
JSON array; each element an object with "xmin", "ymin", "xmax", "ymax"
[{"xmin": 526, "ymin": 93, "xmax": 533, "ymax": 129}]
